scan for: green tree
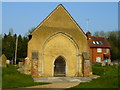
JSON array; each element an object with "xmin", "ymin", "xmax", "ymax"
[
  {"xmin": 21, "ymin": 37, "xmax": 28, "ymax": 58},
  {"xmin": 93, "ymin": 31, "xmax": 108, "ymax": 38},
  {"xmin": 17, "ymin": 35, "xmax": 23, "ymax": 58},
  {"xmin": 107, "ymin": 31, "xmax": 120, "ymax": 60},
  {"xmin": 2, "ymin": 32, "xmax": 29, "ymax": 60},
  {"xmin": 0, "ymin": 34, "xmax": 2, "ymax": 55},
  {"xmin": 2, "ymin": 33, "xmax": 15, "ymax": 59}
]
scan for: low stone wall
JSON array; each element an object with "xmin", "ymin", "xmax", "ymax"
[
  {"xmin": 92, "ymin": 61, "xmax": 119, "ymax": 66},
  {"xmin": 17, "ymin": 57, "xmax": 31, "ymax": 75}
]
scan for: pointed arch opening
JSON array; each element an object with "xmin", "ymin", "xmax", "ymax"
[{"xmin": 54, "ymin": 56, "xmax": 66, "ymax": 77}]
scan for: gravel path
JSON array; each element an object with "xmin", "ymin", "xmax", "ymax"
[{"xmin": 26, "ymin": 82, "xmax": 80, "ymax": 89}]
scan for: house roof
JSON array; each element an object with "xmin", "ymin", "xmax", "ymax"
[{"xmin": 87, "ymin": 35, "xmax": 111, "ymax": 48}]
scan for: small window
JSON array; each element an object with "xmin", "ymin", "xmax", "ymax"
[
  {"xmin": 96, "ymin": 41, "xmax": 99, "ymax": 44},
  {"xmin": 96, "ymin": 57, "xmax": 101, "ymax": 62},
  {"xmin": 106, "ymin": 49, "xmax": 109, "ymax": 53},
  {"xmin": 99, "ymin": 41, "xmax": 103, "ymax": 45},
  {"xmin": 97, "ymin": 48, "xmax": 102, "ymax": 53},
  {"xmin": 93, "ymin": 41, "xmax": 96, "ymax": 44}
]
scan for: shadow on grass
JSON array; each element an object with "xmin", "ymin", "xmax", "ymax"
[{"xmin": 2, "ymin": 65, "xmax": 49, "ymax": 88}]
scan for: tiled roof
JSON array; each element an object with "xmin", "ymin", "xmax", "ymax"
[{"xmin": 87, "ymin": 36, "xmax": 111, "ymax": 48}]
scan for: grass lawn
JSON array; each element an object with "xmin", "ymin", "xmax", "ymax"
[
  {"xmin": 2, "ymin": 65, "xmax": 49, "ymax": 88},
  {"xmin": 0, "ymin": 67, "xmax": 2, "ymax": 88},
  {"xmin": 71, "ymin": 64, "xmax": 119, "ymax": 88}
]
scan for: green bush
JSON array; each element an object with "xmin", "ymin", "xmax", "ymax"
[{"xmin": 92, "ymin": 65, "xmax": 108, "ymax": 76}]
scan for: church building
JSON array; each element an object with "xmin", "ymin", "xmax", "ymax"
[{"xmin": 27, "ymin": 4, "xmax": 92, "ymax": 77}]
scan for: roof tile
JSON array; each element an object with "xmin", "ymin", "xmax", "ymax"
[{"xmin": 87, "ymin": 36, "xmax": 111, "ymax": 48}]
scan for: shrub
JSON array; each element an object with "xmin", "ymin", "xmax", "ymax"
[{"xmin": 92, "ymin": 64, "xmax": 108, "ymax": 76}]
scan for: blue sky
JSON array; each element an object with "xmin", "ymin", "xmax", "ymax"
[{"xmin": 2, "ymin": 2, "xmax": 118, "ymax": 36}]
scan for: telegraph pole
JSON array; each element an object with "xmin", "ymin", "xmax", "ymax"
[{"xmin": 14, "ymin": 36, "xmax": 18, "ymax": 65}]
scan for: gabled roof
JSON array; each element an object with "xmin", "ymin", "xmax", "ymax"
[
  {"xmin": 87, "ymin": 32, "xmax": 111, "ymax": 48},
  {"xmin": 31, "ymin": 4, "xmax": 86, "ymax": 37}
]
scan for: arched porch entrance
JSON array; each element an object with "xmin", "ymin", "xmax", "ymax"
[{"xmin": 54, "ymin": 56, "xmax": 66, "ymax": 77}]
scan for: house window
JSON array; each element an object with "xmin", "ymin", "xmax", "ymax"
[
  {"xmin": 96, "ymin": 41, "xmax": 99, "ymax": 44},
  {"xmin": 93, "ymin": 41, "xmax": 96, "ymax": 44},
  {"xmin": 99, "ymin": 41, "xmax": 103, "ymax": 45},
  {"xmin": 97, "ymin": 48, "xmax": 102, "ymax": 53},
  {"xmin": 96, "ymin": 57, "xmax": 101, "ymax": 62},
  {"xmin": 106, "ymin": 49, "xmax": 109, "ymax": 53}
]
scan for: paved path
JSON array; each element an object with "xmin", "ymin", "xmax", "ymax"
[
  {"xmin": 33, "ymin": 75, "xmax": 100, "ymax": 83},
  {"xmin": 26, "ymin": 82, "xmax": 80, "ymax": 89},
  {"xmin": 25, "ymin": 75, "xmax": 99, "ymax": 89}
]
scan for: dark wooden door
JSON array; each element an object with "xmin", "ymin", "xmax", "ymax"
[{"xmin": 54, "ymin": 56, "xmax": 66, "ymax": 77}]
